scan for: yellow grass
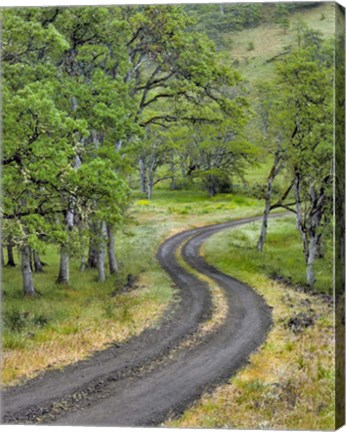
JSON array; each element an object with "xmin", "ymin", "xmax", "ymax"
[
  {"xmin": 2, "ymin": 281, "xmax": 167, "ymax": 387},
  {"xmin": 166, "ymin": 253, "xmax": 335, "ymax": 430}
]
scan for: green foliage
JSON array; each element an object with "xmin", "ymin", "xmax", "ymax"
[
  {"xmin": 4, "ymin": 308, "xmax": 50, "ymax": 333},
  {"xmin": 275, "ymin": 31, "xmax": 333, "ymax": 213},
  {"xmin": 185, "ymin": 3, "xmax": 263, "ymax": 47}
]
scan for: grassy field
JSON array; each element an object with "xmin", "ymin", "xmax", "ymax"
[
  {"xmin": 2, "ymin": 190, "xmax": 265, "ymax": 386},
  {"xmin": 166, "ymin": 216, "xmax": 334, "ymax": 430}
]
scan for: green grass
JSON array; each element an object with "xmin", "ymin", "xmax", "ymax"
[
  {"xmin": 2, "ymin": 189, "xmax": 265, "ymax": 385},
  {"xmin": 224, "ymin": 2, "xmax": 335, "ymax": 83},
  {"xmin": 204, "ymin": 216, "xmax": 333, "ymax": 294}
]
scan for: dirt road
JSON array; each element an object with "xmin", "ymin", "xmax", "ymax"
[{"xmin": 2, "ymin": 215, "xmax": 276, "ymax": 426}]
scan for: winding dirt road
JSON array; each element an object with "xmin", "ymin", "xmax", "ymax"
[{"xmin": 2, "ymin": 215, "xmax": 278, "ymax": 426}]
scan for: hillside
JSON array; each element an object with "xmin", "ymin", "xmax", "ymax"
[{"xmin": 188, "ymin": 2, "xmax": 335, "ymax": 83}]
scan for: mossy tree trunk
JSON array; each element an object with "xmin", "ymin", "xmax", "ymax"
[
  {"xmin": 22, "ymin": 244, "xmax": 35, "ymax": 295},
  {"xmin": 97, "ymin": 222, "xmax": 107, "ymax": 282},
  {"xmin": 33, "ymin": 250, "xmax": 44, "ymax": 272},
  {"xmin": 107, "ymin": 223, "xmax": 119, "ymax": 274},
  {"xmin": 57, "ymin": 247, "xmax": 70, "ymax": 285}
]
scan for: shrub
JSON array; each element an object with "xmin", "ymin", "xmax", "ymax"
[
  {"xmin": 33, "ymin": 314, "xmax": 49, "ymax": 327},
  {"xmin": 247, "ymin": 41, "xmax": 255, "ymax": 51},
  {"xmin": 4, "ymin": 309, "xmax": 28, "ymax": 332}
]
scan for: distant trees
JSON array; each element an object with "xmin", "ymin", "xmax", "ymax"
[{"xmin": 185, "ymin": 3, "xmax": 263, "ymax": 46}]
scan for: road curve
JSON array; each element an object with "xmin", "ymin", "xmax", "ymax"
[{"xmin": 2, "ymin": 214, "xmax": 279, "ymax": 426}]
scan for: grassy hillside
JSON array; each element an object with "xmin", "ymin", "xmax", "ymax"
[
  {"xmin": 186, "ymin": 2, "xmax": 335, "ymax": 83},
  {"xmin": 222, "ymin": 2, "xmax": 335, "ymax": 82}
]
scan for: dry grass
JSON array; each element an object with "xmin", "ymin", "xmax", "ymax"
[
  {"xmin": 165, "ymin": 225, "xmax": 334, "ymax": 430},
  {"xmin": 167, "ymin": 283, "xmax": 334, "ymax": 430},
  {"xmin": 2, "ymin": 191, "xmax": 263, "ymax": 387},
  {"xmin": 2, "ymin": 282, "xmax": 168, "ymax": 386}
]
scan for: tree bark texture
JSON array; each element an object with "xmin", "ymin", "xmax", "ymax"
[
  {"xmin": 107, "ymin": 223, "xmax": 119, "ymax": 274},
  {"xmin": 33, "ymin": 250, "xmax": 44, "ymax": 272},
  {"xmin": 170, "ymin": 151, "xmax": 176, "ymax": 190},
  {"xmin": 97, "ymin": 222, "xmax": 107, "ymax": 282},
  {"xmin": 57, "ymin": 247, "xmax": 70, "ymax": 285},
  {"xmin": 21, "ymin": 244, "xmax": 35, "ymax": 295},
  {"xmin": 139, "ymin": 156, "xmax": 147, "ymax": 194}
]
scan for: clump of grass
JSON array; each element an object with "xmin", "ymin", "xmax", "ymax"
[
  {"xmin": 4, "ymin": 308, "xmax": 50, "ymax": 334},
  {"xmin": 4, "ymin": 309, "xmax": 29, "ymax": 332},
  {"xmin": 247, "ymin": 41, "xmax": 255, "ymax": 51}
]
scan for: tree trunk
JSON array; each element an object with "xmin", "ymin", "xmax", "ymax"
[
  {"xmin": 87, "ymin": 223, "xmax": 98, "ymax": 269},
  {"xmin": 257, "ymin": 137, "xmax": 283, "ymax": 252},
  {"xmin": 294, "ymin": 170, "xmax": 309, "ymax": 261},
  {"xmin": 139, "ymin": 157, "xmax": 147, "ymax": 194},
  {"xmin": 29, "ymin": 246, "xmax": 34, "ymax": 271},
  {"xmin": 257, "ymin": 174, "xmax": 276, "ymax": 252},
  {"xmin": 306, "ymin": 234, "xmax": 319, "ymax": 288},
  {"xmin": 107, "ymin": 223, "xmax": 119, "ymax": 274},
  {"xmin": 294, "ymin": 171, "xmax": 326, "ymax": 289},
  {"xmin": 78, "ymin": 223, "xmax": 87, "ymax": 272},
  {"xmin": 147, "ymin": 175, "xmax": 153, "ymax": 200},
  {"xmin": 180, "ymin": 155, "xmax": 187, "ymax": 178},
  {"xmin": 80, "ymin": 254, "xmax": 86, "ymax": 272},
  {"xmin": 88, "ymin": 245, "xmax": 98, "ymax": 268},
  {"xmin": 207, "ymin": 176, "xmax": 217, "ymax": 197},
  {"xmin": 7, "ymin": 244, "xmax": 16, "ymax": 267},
  {"xmin": 57, "ymin": 248, "xmax": 70, "ymax": 285},
  {"xmin": 57, "ymin": 152, "xmax": 81, "ymax": 283},
  {"xmin": 97, "ymin": 247, "xmax": 106, "ymax": 282},
  {"xmin": 33, "ymin": 250, "xmax": 44, "ymax": 272},
  {"xmin": 21, "ymin": 244, "xmax": 35, "ymax": 295},
  {"xmin": 170, "ymin": 151, "xmax": 176, "ymax": 190},
  {"xmin": 147, "ymin": 155, "xmax": 156, "ymax": 200},
  {"xmin": 97, "ymin": 222, "xmax": 107, "ymax": 282}
]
